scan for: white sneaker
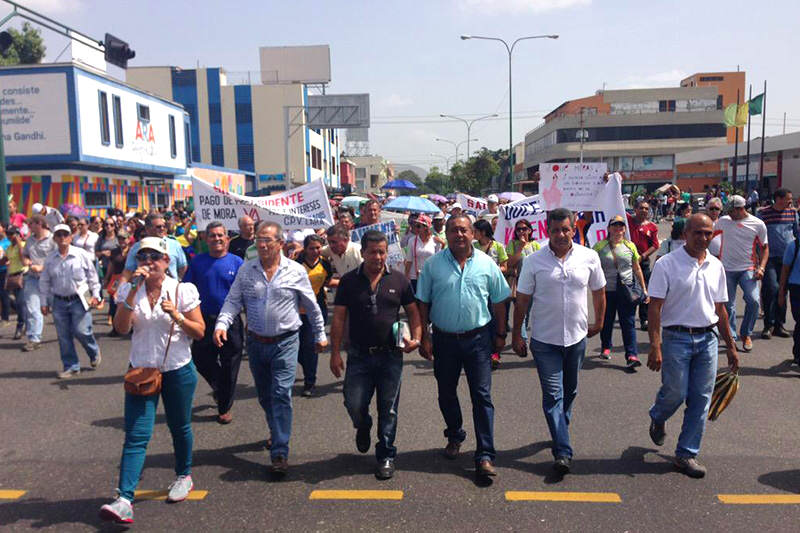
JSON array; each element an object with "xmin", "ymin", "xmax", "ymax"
[
  {"xmin": 167, "ymin": 474, "xmax": 193, "ymax": 502},
  {"xmin": 99, "ymin": 496, "xmax": 133, "ymax": 523}
]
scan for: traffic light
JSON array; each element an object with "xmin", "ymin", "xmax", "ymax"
[
  {"xmin": 103, "ymin": 33, "xmax": 135, "ymax": 69},
  {"xmin": 0, "ymin": 31, "xmax": 12, "ymax": 55}
]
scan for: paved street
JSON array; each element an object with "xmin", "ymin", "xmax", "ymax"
[{"xmin": 2, "ymin": 232, "xmax": 800, "ymax": 532}]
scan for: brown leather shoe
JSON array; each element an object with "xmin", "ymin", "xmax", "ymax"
[
  {"xmin": 476, "ymin": 459, "xmax": 497, "ymax": 477},
  {"xmin": 271, "ymin": 456, "xmax": 288, "ymax": 480},
  {"xmin": 443, "ymin": 441, "xmax": 461, "ymax": 460},
  {"xmin": 217, "ymin": 412, "xmax": 233, "ymax": 424}
]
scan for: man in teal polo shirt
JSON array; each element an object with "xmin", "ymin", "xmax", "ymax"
[
  {"xmin": 123, "ymin": 214, "xmax": 187, "ymax": 280},
  {"xmin": 417, "ymin": 214, "xmax": 510, "ymax": 486}
]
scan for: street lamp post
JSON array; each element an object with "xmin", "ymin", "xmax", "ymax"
[
  {"xmin": 430, "ymin": 153, "xmax": 453, "ymax": 170},
  {"xmin": 435, "ymin": 137, "xmax": 478, "ymax": 164},
  {"xmin": 460, "ymin": 33, "xmax": 558, "ymax": 190},
  {"xmin": 440, "ymin": 113, "xmax": 498, "ymax": 161}
]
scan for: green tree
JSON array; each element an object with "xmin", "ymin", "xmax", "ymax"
[
  {"xmin": 452, "ymin": 148, "xmax": 501, "ymax": 195},
  {"xmin": 424, "ymin": 167, "xmax": 453, "ymax": 195},
  {"xmin": 395, "ymin": 169, "xmax": 424, "ymax": 194},
  {"xmin": 0, "ymin": 23, "xmax": 46, "ymax": 66}
]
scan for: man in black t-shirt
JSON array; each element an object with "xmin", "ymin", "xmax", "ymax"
[
  {"xmin": 330, "ymin": 230, "xmax": 422, "ymax": 480},
  {"xmin": 228, "ymin": 216, "xmax": 255, "ymax": 259}
]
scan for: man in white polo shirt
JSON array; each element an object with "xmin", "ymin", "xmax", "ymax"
[
  {"xmin": 512, "ymin": 208, "xmax": 606, "ymax": 476},
  {"xmin": 647, "ymin": 213, "xmax": 739, "ymax": 479},
  {"xmin": 713, "ymin": 195, "xmax": 768, "ymax": 351}
]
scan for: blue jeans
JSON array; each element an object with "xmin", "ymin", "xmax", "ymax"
[
  {"xmin": 23, "ymin": 275, "xmax": 43, "ymax": 342},
  {"xmin": 432, "ymin": 326, "xmax": 495, "ymax": 463},
  {"xmin": 649, "ymin": 329, "xmax": 718, "ymax": 458},
  {"xmin": 118, "ymin": 361, "xmax": 197, "ymax": 502},
  {"xmin": 530, "ymin": 337, "xmax": 587, "ymax": 459},
  {"xmin": 725, "ymin": 269, "xmax": 759, "ymax": 340},
  {"xmin": 298, "ymin": 314, "xmax": 318, "ymax": 387},
  {"xmin": 52, "ymin": 297, "xmax": 100, "ymax": 372},
  {"xmin": 762, "ymin": 258, "xmax": 786, "ymax": 330},
  {"xmin": 343, "ymin": 348, "xmax": 403, "ymax": 461},
  {"xmin": 247, "ymin": 331, "xmax": 300, "ymax": 460},
  {"xmin": 601, "ymin": 290, "xmax": 638, "ymax": 356}
]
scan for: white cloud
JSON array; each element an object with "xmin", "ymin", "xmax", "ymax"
[
  {"xmin": 460, "ymin": 0, "xmax": 591, "ymax": 14},
  {"xmin": 619, "ymin": 69, "xmax": 689, "ymax": 89},
  {"xmin": 17, "ymin": 0, "xmax": 83, "ymax": 14},
  {"xmin": 382, "ymin": 93, "xmax": 414, "ymax": 108}
]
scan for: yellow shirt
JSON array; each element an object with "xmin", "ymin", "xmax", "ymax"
[{"xmin": 6, "ymin": 241, "xmax": 27, "ymax": 275}]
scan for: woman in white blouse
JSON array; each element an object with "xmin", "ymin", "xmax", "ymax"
[{"xmin": 100, "ymin": 237, "xmax": 204, "ymax": 524}]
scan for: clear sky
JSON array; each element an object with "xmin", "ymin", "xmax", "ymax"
[{"xmin": 10, "ymin": 0, "xmax": 800, "ymax": 171}]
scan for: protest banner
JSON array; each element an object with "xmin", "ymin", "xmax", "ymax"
[
  {"xmin": 350, "ymin": 220, "xmax": 404, "ymax": 267},
  {"xmin": 539, "ymin": 162, "xmax": 608, "ymax": 211},
  {"xmin": 456, "ymin": 193, "xmax": 487, "ymax": 216},
  {"xmin": 493, "ymin": 173, "xmax": 627, "ymax": 247},
  {"xmin": 192, "ymin": 177, "xmax": 334, "ymax": 231}
]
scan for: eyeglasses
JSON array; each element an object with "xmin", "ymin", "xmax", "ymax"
[
  {"xmin": 515, "ymin": 227, "xmax": 531, "ymax": 232},
  {"xmin": 152, "ymin": 225, "xmax": 167, "ymax": 230},
  {"xmin": 54, "ymin": 232, "xmax": 71, "ymax": 238},
  {"xmin": 708, "ymin": 207, "xmax": 721, "ymax": 211},
  {"xmin": 255, "ymin": 237, "xmax": 279, "ymax": 244},
  {"xmin": 135, "ymin": 250, "xmax": 163, "ymax": 262}
]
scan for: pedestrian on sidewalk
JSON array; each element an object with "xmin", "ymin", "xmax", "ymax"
[
  {"xmin": 627, "ymin": 201, "xmax": 659, "ymax": 331},
  {"xmin": 39, "ymin": 224, "xmax": 103, "ymax": 378},
  {"xmin": 99, "ymin": 237, "xmax": 205, "ymax": 524},
  {"xmin": 214, "ymin": 221, "xmax": 327, "ymax": 479},
  {"xmin": 647, "ymin": 213, "xmax": 739, "ymax": 479},
  {"xmin": 2, "ymin": 226, "xmax": 27, "ymax": 339},
  {"xmin": 21, "ymin": 215, "xmax": 55, "ymax": 351},
  {"xmin": 512, "ymin": 208, "xmax": 606, "ymax": 475},
  {"xmin": 757, "ymin": 188, "xmax": 797, "ymax": 339},
  {"xmin": 183, "ymin": 222, "xmax": 244, "ymax": 424},
  {"xmin": 329, "ymin": 230, "xmax": 422, "ymax": 480},
  {"xmin": 714, "ymin": 195, "xmax": 769, "ymax": 352},
  {"xmin": 593, "ymin": 215, "xmax": 648, "ymax": 367},
  {"xmin": 416, "ymin": 214, "xmax": 510, "ymax": 486}
]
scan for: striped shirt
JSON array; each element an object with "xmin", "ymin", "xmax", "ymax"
[{"xmin": 757, "ymin": 206, "xmax": 798, "ymax": 259}]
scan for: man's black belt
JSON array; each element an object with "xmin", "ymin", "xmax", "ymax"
[
  {"xmin": 247, "ymin": 329, "xmax": 297, "ymax": 344},
  {"xmin": 54, "ymin": 294, "xmax": 81, "ymax": 302},
  {"xmin": 356, "ymin": 345, "xmax": 401, "ymax": 355},
  {"xmin": 664, "ymin": 325, "xmax": 716, "ymax": 334},
  {"xmin": 433, "ymin": 325, "xmax": 488, "ymax": 339}
]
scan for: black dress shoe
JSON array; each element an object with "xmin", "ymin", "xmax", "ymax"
[
  {"xmin": 476, "ymin": 459, "xmax": 497, "ymax": 477},
  {"xmin": 553, "ymin": 456, "xmax": 572, "ymax": 475},
  {"xmin": 375, "ymin": 459, "xmax": 395, "ymax": 480},
  {"xmin": 270, "ymin": 456, "xmax": 288, "ymax": 480},
  {"xmin": 640, "ymin": 320, "xmax": 649, "ymax": 332},
  {"xmin": 356, "ymin": 426, "xmax": 371, "ymax": 453},
  {"xmin": 649, "ymin": 419, "xmax": 666, "ymax": 446},
  {"xmin": 761, "ymin": 328, "xmax": 772, "ymax": 339},
  {"xmin": 773, "ymin": 326, "xmax": 791, "ymax": 338}
]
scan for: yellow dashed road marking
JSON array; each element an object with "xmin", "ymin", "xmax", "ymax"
[
  {"xmin": 506, "ymin": 491, "xmax": 621, "ymax": 503},
  {"xmin": 134, "ymin": 490, "xmax": 208, "ymax": 501},
  {"xmin": 0, "ymin": 490, "xmax": 26, "ymax": 500},
  {"xmin": 309, "ymin": 490, "xmax": 403, "ymax": 500},
  {"xmin": 718, "ymin": 494, "xmax": 800, "ymax": 505}
]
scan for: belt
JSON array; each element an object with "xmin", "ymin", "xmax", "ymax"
[
  {"xmin": 54, "ymin": 294, "xmax": 81, "ymax": 302},
  {"xmin": 360, "ymin": 345, "xmax": 400, "ymax": 355},
  {"xmin": 247, "ymin": 329, "xmax": 298, "ymax": 344},
  {"xmin": 664, "ymin": 325, "xmax": 716, "ymax": 334},
  {"xmin": 433, "ymin": 325, "xmax": 487, "ymax": 339}
]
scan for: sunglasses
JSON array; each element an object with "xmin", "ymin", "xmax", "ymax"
[
  {"xmin": 515, "ymin": 227, "xmax": 531, "ymax": 232},
  {"xmin": 135, "ymin": 250, "xmax": 164, "ymax": 262},
  {"xmin": 708, "ymin": 207, "xmax": 721, "ymax": 211}
]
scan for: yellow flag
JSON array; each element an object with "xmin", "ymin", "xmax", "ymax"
[{"xmin": 735, "ymin": 102, "xmax": 749, "ymax": 127}]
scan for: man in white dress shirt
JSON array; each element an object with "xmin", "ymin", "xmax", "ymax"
[
  {"xmin": 39, "ymin": 223, "xmax": 102, "ymax": 379},
  {"xmin": 512, "ymin": 208, "xmax": 606, "ymax": 475},
  {"xmin": 647, "ymin": 213, "xmax": 739, "ymax": 478}
]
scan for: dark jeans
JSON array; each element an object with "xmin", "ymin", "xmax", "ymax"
[
  {"xmin": 762, "ymin": 258, "xmax": 787, "ymax": 330},
  {"xmin": 530, "ymin": 337, "xmax": 587, "ymax": 459},
  {"xmin": 10, "ymin": 286, "xmax": 23, "ymax": 326},
  {"xmin": 601, "ymin": 290, "xmax": 638, "ymax": 356},
  {"xmin": 343, "ymin": 347, "xmax": 403, "ymax": 461},
  {"xmin": 0, "ymin": 270, "xmax": 10, "ymax": 321},
  {"xmin": 432, "ymin": 325, "xmax": 495, "ymax": 463},
  {"xmin": 638, "ymin": 260, "xmax": 652, "ymax": 326},
  {"xmin": 298, "ymin": 311, "xmax": 324, "ymax": 387},
  {"xmin": 192, "ymin": 314, "xmax": 243, "ymax": 415},
  {"xmin": 789, "ymin": 285, "xmax": 800, "ymax": 363}
]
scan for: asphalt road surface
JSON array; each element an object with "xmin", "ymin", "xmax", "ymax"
[{"xmin": 2, "ymin": 227, "xmax": 799, "ymax": 532}]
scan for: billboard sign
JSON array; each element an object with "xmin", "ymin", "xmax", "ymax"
[
  {"xmin": 259, "ymin": 45, "xmax": 331, "ymax": 84},
  {"xmin": 307, "ymin": 94, "xmax": 370, "ymax": 129},
  {"xmin": 0, "ymin": 72, "xmax": 72, "ymax": 156}
]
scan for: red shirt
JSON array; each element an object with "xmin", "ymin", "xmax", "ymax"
[{"xmin": 627, "ymin": 213, "xmax": 659, "ymax": 259}]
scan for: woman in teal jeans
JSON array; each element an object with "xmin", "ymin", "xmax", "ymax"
[{"xmin": 100, "ymin": 237, "xmax": 205, "ymax": 524}]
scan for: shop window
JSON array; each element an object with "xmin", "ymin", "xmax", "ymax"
[
  {"xmin": 112, "ymin": 95, "xmax": 124, "ymax": 148},
  {"xmin": 169, "ymin": 115, "xmax": 177, "ymax": 159},
  {"xmin": 126, "ymin": 191, "xmax": 139, "ymax": 207},
  {"xmin": 98, "ymin": 91, "xmax": 110, "ymax": 145},
  {"xmin": 85, "ymin": 190, "xmax": 111, "ymax": 208},
  {"xmin": 148, "ymin": 192, "xmax": 169, "ymax": 208},
  {"xmin": 137, "ymin": 103, "xmax": 150, "ymax": 123}
]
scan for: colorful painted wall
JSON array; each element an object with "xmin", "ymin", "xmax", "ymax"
[{"xmin": 6, "ymin": 172, "xmax": 180, "ymax": 217}]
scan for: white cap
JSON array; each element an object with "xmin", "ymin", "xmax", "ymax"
[
  {"xmin": 450, "ymin": 202, "xmax": 463, "ymax": 211},
  {"xmin": 730, "ymin": 195, "xmax": 747, "ymax": 208},
  {"xmin": 32, "ymin": 203, "xmax": 44, "ymax": 214},
  {"xmin": 52, "ymin": 223, "xmax": 71, "ymax": 235},
  {"xmin": 138, "ymin": 236, "xmax": 168, "ymax": 254},
  {"xmin": 487, "ymin": 194, "xmax": 499, "ymax": 203}
]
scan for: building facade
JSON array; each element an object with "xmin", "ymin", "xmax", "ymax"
[
  {"xmin": 523, "ymin": 75, "xmax": 738, "ymax": 193},
  {"xmin": 127, "ymin": 66, "xmax": 341, "ymax": 192},
  {"xmin": 347, "ymin": 155, "xmax": 393, "ymax": 194},
  {"xmin": 1, "ymin": 62, "xmax": 192, "ymax": 216}
]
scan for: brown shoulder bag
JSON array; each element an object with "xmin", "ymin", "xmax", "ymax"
[{"xmin": 124, "ymin": 284, "xmax": 180, "ymax": 396}]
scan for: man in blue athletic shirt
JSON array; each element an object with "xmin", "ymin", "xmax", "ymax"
[{"xmin": 183, "ymin": 221, "xmax": 244, "ymax": 424}]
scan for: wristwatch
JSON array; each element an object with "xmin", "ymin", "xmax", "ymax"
[{"xmin": 174, "ymin": 313, "xmax": 186, "ymax": 326}]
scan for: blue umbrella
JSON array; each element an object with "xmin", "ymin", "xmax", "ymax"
[
  {"xmin": 383, "ymin": 196, "xmax": 441, "ymax": 214},
  {"xmin": 381, "ymin": 179, "xmax": 418, "ymax": 190}
]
